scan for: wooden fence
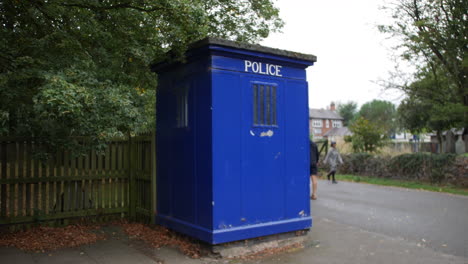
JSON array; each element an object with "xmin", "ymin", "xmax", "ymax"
[{"xmin": 0, "ymin": 135, "xmax": 155, "ymax": 229}]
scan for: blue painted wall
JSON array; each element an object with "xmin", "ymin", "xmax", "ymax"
[{"xmin": 154, "ymin": 40, "xmax": 315, "ymax": 244}]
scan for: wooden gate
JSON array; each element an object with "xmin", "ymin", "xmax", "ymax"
[
  {"xmin": 315, "ymin": 139, "xmax": 329, "ymax": 158},
  {"xmin": 128, "ymin": 134, "xmax": 155, "ymax": 223}
]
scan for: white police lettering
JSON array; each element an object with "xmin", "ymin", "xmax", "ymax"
[{"xmin": 244, "ymin": 60, "xmax": 282, "ymax": 77}]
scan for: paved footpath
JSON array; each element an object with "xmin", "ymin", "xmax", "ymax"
[
  {"xmin": 1, "ymin": 180, "xmax": 467, "ymax": 264},
  {"xmin": 313, "ymin": 179, "xmax": 468, "ymax": 258}
]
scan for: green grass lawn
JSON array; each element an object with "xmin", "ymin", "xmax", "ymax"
[{"xmin": 330, "ymin": 174, "xmax": 468, "ymax": 196}]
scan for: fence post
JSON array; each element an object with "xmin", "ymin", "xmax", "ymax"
[
  {"xmin": 0, "ymin": 139, "xmax": 6, "ymax": 219},
  {"xmin": 151, "ymin": 131, "xmax": 157, "ymax": 223},
  {"xmin": 128, "ymin": 133, "xmax": 136, "ymax": 221},
  {"xmin": 325, "ymin": 139, "xmax": 328, "ymax": 155}
]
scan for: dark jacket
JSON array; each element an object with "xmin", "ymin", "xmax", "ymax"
[{"xmin": 310, "ymin": 141, "xmax": 319, "ymax": 166}]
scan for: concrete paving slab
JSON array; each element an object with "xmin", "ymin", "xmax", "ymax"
[
  {"xmin": 0, "ymin": 247, "xmax": 35, "ymax": 264},
  {"xmin": 81, "ymin": 239, "xmax": 157, "ymax": 264},
  {"xmin": 31, "ymin": 248, "xmax": 97, "ymax": 264}
]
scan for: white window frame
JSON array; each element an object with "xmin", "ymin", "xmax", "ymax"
[
  {"xmin": 332, "ymin": 120, "xmax": 342, "ymax": 128},
  {"xmin": 312, "ymin": 119, "xmax": 322, "ymax": 128},
  {"xmin": 325, "ymin": 119, "xmax": 330, "ymax": 128}
]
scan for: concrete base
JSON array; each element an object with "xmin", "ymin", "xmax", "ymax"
[{"xmin": 210, "ymin": 229, "xmax": 309, "ymax": 258}]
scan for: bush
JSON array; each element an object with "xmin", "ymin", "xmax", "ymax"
[
  {"xmin": 341, "ymin": 153, "xmax": 373, "ymax": 174},
  {"xmin": 339, "ymin": 153, "xmax": 464, "ymax": 186},
  {"xmin": 348, "ymin": 117, "xmax": 387, "ymax": 153}
]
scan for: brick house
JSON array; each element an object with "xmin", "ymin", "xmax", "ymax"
[{"xmin": 309, "ymin": 102, "xmax": 344, "ymax": 139}]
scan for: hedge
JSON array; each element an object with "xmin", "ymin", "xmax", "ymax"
[{"xmin": 335, "ymin": 153, "xmax": 468, "ymax": 187}]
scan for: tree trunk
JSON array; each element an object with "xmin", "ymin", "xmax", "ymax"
[{"xmin": 436, "ymin": 130, "xmax": 443, "ymax": 154}]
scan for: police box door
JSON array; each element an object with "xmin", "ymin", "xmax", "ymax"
[{"xmin": 241, "ymin": 77, "xmax": 285, "ymax": 223}]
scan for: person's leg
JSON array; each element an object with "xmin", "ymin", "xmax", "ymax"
[
  {"xmin": 311, "ymin": 175, "xmax": 318, "ymax": 199},
  {"xmin": 332, "ymin": 171, "xmax": 338, "ymax": 183},
  {"xmin": 327, "ymin": 171, "xmax": 331, "ymax": 181}
]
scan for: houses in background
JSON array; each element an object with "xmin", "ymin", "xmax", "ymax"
[
  {"xmin": 309, "ymin": 102, "xmax": 467, "ymax": 154},
  {"xmin": 323, "ymin": 127, "xmax": 353, "ymax": 142},
  {"xmin": 309, "ymin": 102, "xmax": 346, "ymax": 140}
]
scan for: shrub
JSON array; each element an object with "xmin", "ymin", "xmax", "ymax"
[
  {"xmin": 348, "ymin": 118, "xmax": 387, "ymax": 153},
  {"xmin": 341, "ymin": 153, "xmax": 373, "ymax": 174},
  {"xmin": 339, "ymin": 152, "xmax": 463, "ymax": 186}
]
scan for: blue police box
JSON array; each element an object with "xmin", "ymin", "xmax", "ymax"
[{"xmin": 152, "ymin": 38, "xmax": 317, "ymax": 244}]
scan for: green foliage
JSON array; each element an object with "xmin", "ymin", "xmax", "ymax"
[
  {"xmin": 337, "ymin": 101, "xmax": 358, "ymax": 126},
  {"xmin": 379, "ymin": 0, "xmax": 467, "ymax": 127},
  {"xmin": 357, "ymin": 100, "xmax": 397, "ymax": 136},
  {"xmin": 340, "ymin": 152, "xmax": 373, "ymax": 174},
  {"xmin": 348, "ymin": 117, "xmax": 387, "ymax": 153},
  {"xmin": 397, "ymin": 66, "xmax": 466, "ymax": 134},
  {"xmin": 0, "ymin": 0, "xmax": 283, "ymax": 154},
  {"xmin": 390, "ymin": 153, "xmax": 456, "ymax": 183},
  {"xmin": 335, "ymin": 174, "xmax": 468, "ymax": 196},
  {"xmin": 340, "ymin": 153, "xmax": 463, "ymax": 185}
]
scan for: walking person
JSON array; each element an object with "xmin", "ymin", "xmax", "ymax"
[
  {"xmin": 324, "ymin": 141, "xmax": 343, "ymax": 184},
  {"xmin": 310, "ymin": 139, "xmax": 319, "ymax": 200}
]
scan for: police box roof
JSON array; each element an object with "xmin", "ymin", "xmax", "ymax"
[
  {"xmin": 151, "ymin": 37, "xmax": 317, "ymax": 72},
  {"xmin": 190, "ymin": 37, "xmax": 317, "ymax": 63}
]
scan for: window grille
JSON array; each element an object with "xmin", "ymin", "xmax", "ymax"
[
  {"xmin": 253, "ymin": 84, "xmax": 277, "ymax": 126},
  {"xmin": 176, "ymin": 86, "xmax": 188, "ymax": 128}
]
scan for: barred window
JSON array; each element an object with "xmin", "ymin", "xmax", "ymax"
[
  {"xmin": 176, "ymin": 85, "xmax": 188, "ymax": 128},
  {"xmin": 253, "ymin": 83, "xmax": 277, "ymax": 126}
]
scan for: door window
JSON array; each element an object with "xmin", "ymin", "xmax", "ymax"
[{"xmin": 252, "ymin": 83, "xmax": 277, "ymax": 127}]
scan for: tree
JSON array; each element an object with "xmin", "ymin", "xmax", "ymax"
[
  {"xmin": 0, "ymin": 0, "xmax": 283, "ymax": 153},
  {"xmin": 379, "ymin": 0, "xmax": 467, "ymax": 126},
  {"xmin": 337, "ymin": 101, "xmax": 358, "ymax": 126},
  {"xmin": 347, "ymin": 117, "xmax": 387, "ymax": 153},
  {"xmin": 357, "ymin": 100, "xmax": 397, "ymax": 137},
  {"xmin": 397, "ymin": 65, "xmax": 465, "ymax": 145}
]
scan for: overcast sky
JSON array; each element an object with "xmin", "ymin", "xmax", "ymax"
[{"xmin": 261, "ymin": 0, "xmax": 406, "ymax": 110}]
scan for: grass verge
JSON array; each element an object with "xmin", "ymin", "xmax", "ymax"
[{"xmin": 333, "ymin": 174, "xmax": 468, "ymax": 196}]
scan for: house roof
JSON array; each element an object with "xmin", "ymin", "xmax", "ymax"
[
  {"xmin": 323, "ymin": 127, "xmax": 353, "ymax": 137},
  {"xmin": 309, "ymin": 108, "xmax": 343, "ymax": 120}
]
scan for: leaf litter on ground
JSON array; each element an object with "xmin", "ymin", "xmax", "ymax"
[
  {"xmin": 0, "ymin": 224, "xmax": 104, "ymax": 252},
  {"xmin": 117, "ymin": 221, "xmax": 203, "ymax": 258},
  {"xmin": 0, "ymin": 221, "xmax": 304, "ymax": 260}
]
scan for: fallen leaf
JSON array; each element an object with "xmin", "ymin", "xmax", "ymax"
[{"xmin": 0, "ymin": 224, "xmax": 104, "ymax": 252}]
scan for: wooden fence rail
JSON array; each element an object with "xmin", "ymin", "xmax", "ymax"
[{"xmin": 0, "ymin": 135, "xmax": 154, "ymax": 229}]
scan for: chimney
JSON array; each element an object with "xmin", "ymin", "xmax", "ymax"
[{"xmin": 330, "ymin": 102, "xmax": 336, "ymax": 111}]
